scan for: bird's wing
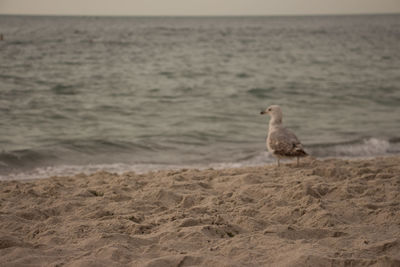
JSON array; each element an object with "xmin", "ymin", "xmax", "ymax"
[{"xmin": 269, "ymin": 128, "xmax": 307, "ymax": 157}]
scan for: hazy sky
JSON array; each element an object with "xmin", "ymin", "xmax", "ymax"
[{"xmin": 1, "ymin": 0, "xmax": 399, "ymax": 16}]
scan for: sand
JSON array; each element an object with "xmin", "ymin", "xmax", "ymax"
[{"xmin": 0, "ymin": 156, "xmax": 399, "ymax": 267}]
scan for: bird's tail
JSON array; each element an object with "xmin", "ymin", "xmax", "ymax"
[{"xmin": 295, "ymin": 148, "xmax": 308, "ymax": 157}]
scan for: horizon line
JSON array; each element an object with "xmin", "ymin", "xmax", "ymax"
[{"xmin": 0, "ymin": 12, "xmax": 399, "ymax": 18}]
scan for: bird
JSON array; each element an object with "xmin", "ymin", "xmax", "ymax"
[{"xmin": 260, "ymin": 105, "xmax": 307, "ymax": 167}]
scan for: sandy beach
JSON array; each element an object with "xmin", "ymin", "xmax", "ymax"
[{"xmin": 1, "ymin": 156, "xmax": 399, "ymax": 266}]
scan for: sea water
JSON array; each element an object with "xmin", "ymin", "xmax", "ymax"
[{"xmin": 1, "ymin": 15, "xmax": 400, "ymax": 179}]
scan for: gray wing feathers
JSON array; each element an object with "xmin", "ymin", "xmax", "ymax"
[{"xmin": 269, "ymin": 128, "xmax": 307, "ymax": 157}]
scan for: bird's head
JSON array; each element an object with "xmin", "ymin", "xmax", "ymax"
[
  {"xmin": 260, "ymin": 105, "xmax": 283, "ymax": 123},
  {"xmin": 260, "ymin": 105, "xmax": 282, "ymax": 116}
]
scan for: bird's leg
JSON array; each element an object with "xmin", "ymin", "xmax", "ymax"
[
  {"xmin": 297, "ymin": 157, "xmax": 299, "ymax": 167},
  {"xmin": 277, "ymin": 158, "xmax": 280, "ymax": 167}
]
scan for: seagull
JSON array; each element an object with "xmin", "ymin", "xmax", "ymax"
[{"xmin": 260, "ymin": 105, "xmax": 307, "ymax": 166}]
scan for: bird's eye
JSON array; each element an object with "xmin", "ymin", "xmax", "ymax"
[{"xmin": 268, "ymin": 108, "xmax": 271, "ymax": 111}]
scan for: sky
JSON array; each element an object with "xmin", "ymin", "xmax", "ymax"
[{"xmin": 0, "ymin": 0, "xmax": 399, "ymax": 16}]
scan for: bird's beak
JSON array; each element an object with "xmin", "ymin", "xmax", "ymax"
[{"xmin": 260, "ymin": 110, "xmax": 266, "ymax": 115}]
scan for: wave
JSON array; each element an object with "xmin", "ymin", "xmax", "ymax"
[
  {"xmin": 227, "ymin": 138, "xmax": 400, "ymax": 167},
  {"xmin": 0, "ymin": 137, "xmax": 399, "ymax": 181},
  {"xmin": 307, "ymin": 138, "xmax": 399, "ymax": 158},
  {"xmin": 0, "ymin": 152, "xmax": 275, "ymax": 181},
  {"xmin": 0, "ymin": 162, "xmax": 182, "ymax": 181},
  {"xmin": 0, "ymin": 139, "xmax": 160, "ymax": 175},
  {"xmin": 51, "ymin": 84, "xmax": 80, "ymax": 95},
  {"xmin": 219, "ymin": 138, "xmax": 400, "ymax": 169},
  {"xmin": 0, "ymin": 149, "xmax": 58, "ymax": 175},
  {"xmin": 247, "ymin": 87, "xmax": 275, "ymax": 98}
]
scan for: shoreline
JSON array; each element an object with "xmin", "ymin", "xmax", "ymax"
[
  {"xmin": 1, "ymin": 156, "xmax": 399, "ymax": 266},
  {"xmin": 1, "ymin": 153, "xmax": 399, "ymax": 182}
]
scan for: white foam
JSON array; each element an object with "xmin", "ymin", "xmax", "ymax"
[
  {"xmin": 0, "ymin": 163, "xmax": 176, "ymax": 181},
  {"xmin": 334, "ymin": 138, "xmax": 390, "ymax": 157},
  {"xmin": 0, "ymin": 152, "xmax": 275, "ymax": 181}
]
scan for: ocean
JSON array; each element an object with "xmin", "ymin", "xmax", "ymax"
[{"xmin": 1, "ymin": 14, "xmax": 400, "ymax": 180}]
